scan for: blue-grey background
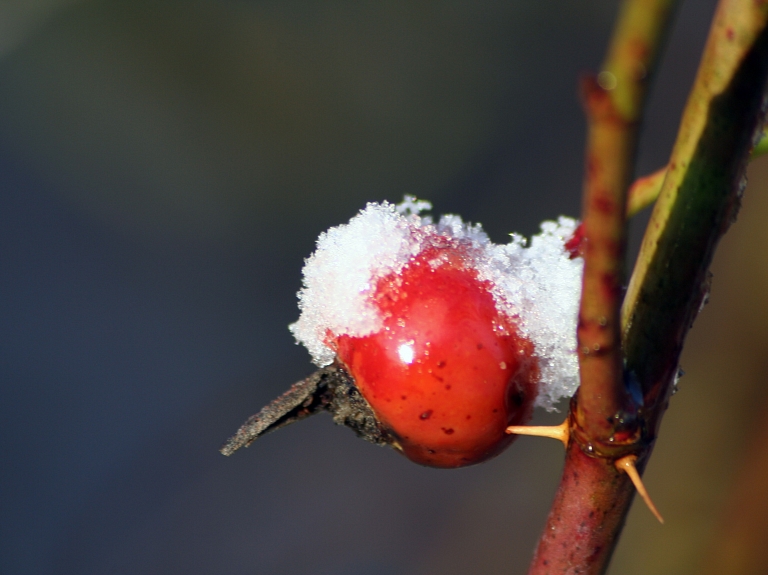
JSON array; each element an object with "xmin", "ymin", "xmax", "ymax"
[{"xmin": 7, "ymin": 1, "xmax": 768, "ymax": 574}]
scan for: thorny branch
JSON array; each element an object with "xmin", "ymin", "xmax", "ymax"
[
  {"xmin": 528, "ymin": 0, "xmax": 768, "ymax": 573},
  {"xmin": 527, "ymin": 2, "xmax": 679, "ymax": 573}
]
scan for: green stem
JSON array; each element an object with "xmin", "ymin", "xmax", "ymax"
[
  {"xmin": 622, "ymin": 0, "xmax": 768, "ymax": 425},
  {"xmin": 627, "ymin": 128, "xmax": 768, "ymax": 217}
]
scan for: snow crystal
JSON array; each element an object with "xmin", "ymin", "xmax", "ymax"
[
  {"xmin": 289, "ymin": 201, "xmax": 422, "ymax": 366},
  {"xmin": 395, "ymin": 195, "xmax": 433, "ymax": 217},
  {"xmin": 289, "ymin": 198, "xmax": 584, "ymax": 410},
  {"xmin": 476, "ymin": 217, "xmax": 583, "ymax": 409}
]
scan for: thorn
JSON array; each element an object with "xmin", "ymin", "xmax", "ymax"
[
  {"xmin": 506, "ymin": 418, "xmax": 569, "ymax": 447},
  {"xmin": 616, "ymin": 454, "xmax": 664, "ymax": 524}
]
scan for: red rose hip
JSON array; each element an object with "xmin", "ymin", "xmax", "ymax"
[
  {"xmin": 334, "ymin": 246, "xmax": 539, "ymax": 467},
  {"xmin": 287, "ymin": 198, "xmax": 583, "ymax": 468}
]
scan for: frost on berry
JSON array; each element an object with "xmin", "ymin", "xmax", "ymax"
[{"xmin": 289, "ymin": 197, "xmax": 583, "ymax": 411}]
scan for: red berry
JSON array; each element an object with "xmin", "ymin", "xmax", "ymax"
[
  {"xmin": 289, "ymin": 199, "xmax": 583, "ymax": 467},
  {"xmin": 333, "ymin": 244, "xmax": 539, "ymax": 468}
]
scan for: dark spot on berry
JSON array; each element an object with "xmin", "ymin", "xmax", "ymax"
[
  {"xmin": 510, "ymin": 391, "xmax": 525, "ymax": 408},
  {"xmin": 466, "ymin": 415, "xmax": 471, "ymax": 420},
  {"xmin": 427, "ymin": 449, "xmax": 436, "ymax": 454},
  {"xmin": 432, "ymin": 373, "xmax": 444, "ymax": 382},
  {"xmin": 477, "ymin": 343, "xmax": 484, "ymax": 350},
  {"xmin": 493, "ymin": 409, "xmax": 499, "ymax": 413},
  {"xmin": 445, "ymin": 384, "xmax": 451, "ymax": 390},
  {"xmin": 401, "ymin": 395, "xmax": 407, "ymax": 400},
  {"xmin": 441, "ymin": 427, "xmax": 455, "ymax": 435},
  {"xmin": 420, "ymin": 410, "xmax": 433, "ymax": 420},
  {"xmin": 436, "ymin": 360, "xmax": 446, "ymax": 368}
]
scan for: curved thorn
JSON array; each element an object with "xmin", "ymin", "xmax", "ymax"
[
  {"xmin": 506, "ymin": 419, "xmax": 569, "ymax": 448},
  {"xmin": 616, "ymin": 454, "xmax": 664, "ymax": 524}
]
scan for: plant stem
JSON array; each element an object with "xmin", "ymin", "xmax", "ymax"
[
  {"xmin": 528, "ymin": 0, "xmax": 768, "ymax": 573},
  {"xmin": 626, "ymin": 167, "xmax": 667, "ymax": 217},
  {"xmin": 622, "ymin": 0, "xmax": 768, "ymax": 422},
  {"xmin": 528, "ymin": 0, "xmax": 678, "ymax": 573},
  {"xmin": 573, "ymin": 0, "xmax": 676, "ymax": 446},
  {"xmin": 626, "ymin": 128, "xmax": 768, "ymax": 217},
  {"xmin": 528, "ymin": 439, "xmax": 638, "ymax": 574}
]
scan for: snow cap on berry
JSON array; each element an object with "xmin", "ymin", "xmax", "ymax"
[{"xmin": 289, "ymin": 197, "xmax": 583, "ymax": 410}]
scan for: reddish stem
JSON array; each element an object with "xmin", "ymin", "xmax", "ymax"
[
  {"xmin": 575, "ymin": 75, "xmax": 637, "ymax": 443},
  {"xmin": 529, "ymin": 444, "xmax": 641, "ymax": 574},
  {"xmin": 528, "ymin": 0, "xmax": 677, "ymax": 572},
  {"xmin": 573, "ymin": 0, "xmax": 678, "ymax": 458},
  {"xmin": 528, "ymin": 0, "xmax": 768, "ymax": 572}
]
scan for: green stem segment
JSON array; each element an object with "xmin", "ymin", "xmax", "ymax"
[
  {"xmin": 622, "ymin": 0, "xmax": 768, "ymax": 426},
  {"xmin": 626, "ymin": 128, "xmax": 768, "ymax": 217}
]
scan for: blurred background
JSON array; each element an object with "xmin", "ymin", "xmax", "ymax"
[{"xmin": 3, "ymin": 1, "xmax": 768, "ymax": 574}]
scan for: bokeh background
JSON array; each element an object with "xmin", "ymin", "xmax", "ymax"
[{"xmin": 3, "ymin": 1, "xmax": 768, "ymax": 574}]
